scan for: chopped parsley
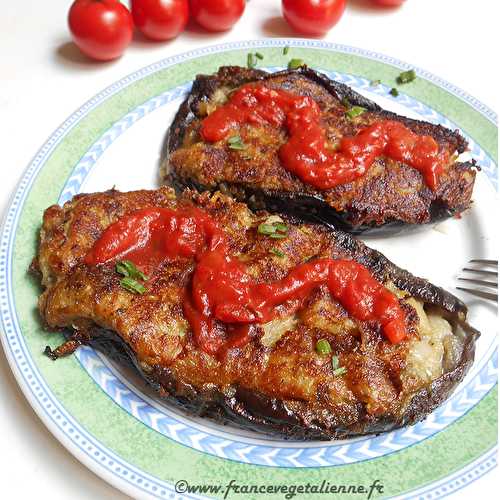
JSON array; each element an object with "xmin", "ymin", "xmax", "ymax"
[
  {"xmin": 390, "ymin": 87, "xmax": 399, "ymax": 97},
  {"xmin": 396, "ymin": 69, "xmax": 416, "ymax": 84},
  {"xmin": 255, "ymin": 52, "xmax": 264, "ymax": 60},
  {"xmin": 283, "ymin": 46, "xmax": 290, "ymax": 55},
  {"xmin": 345, "ymin": 105, "xmax": 367, "ymax": 120}
]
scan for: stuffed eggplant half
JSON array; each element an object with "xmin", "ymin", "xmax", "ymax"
[
  {"xmin": 165, "ymin": 66, "xmax": 477, "ymax": 234},
  {"xmin": 32, "ymin": 187, "xmax": 478, "ymax": 440}
]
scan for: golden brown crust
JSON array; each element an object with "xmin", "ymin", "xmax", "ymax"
[
  {"xmin": 165, "ymin": 66, "xmax": 476, "ymax": 232},
  {"xmin": 34, "ymin": 187, "xmax": 478, "ymax": 439}
]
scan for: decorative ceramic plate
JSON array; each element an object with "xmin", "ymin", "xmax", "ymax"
[{"xmin": 0, "ymin": 40, "xmax": 497, "ymax": 500}]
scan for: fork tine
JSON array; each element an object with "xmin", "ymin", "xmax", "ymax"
[
  {"xmin": 457, "ymin": 277, "xmax": 498, "ymax": 288},
  {"xmin": 462, "ymin": 268, "xmax": 498, "ymax": 277},
  {"xmin": 469, "ymin": 259, "xmax": 498, "ymax": 266},
  {"xmin": 456, "ymin": 287, "xmax": 498, "ymax": 301}
]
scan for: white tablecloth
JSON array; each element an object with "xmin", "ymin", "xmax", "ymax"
[{"xmin": 0, "ymin": 0, "xmax": 497, "ymax": 497}]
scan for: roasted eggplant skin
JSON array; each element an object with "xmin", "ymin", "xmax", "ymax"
[
  {"xmin": 33, "ymin": 188, "xmax": 478, "ymax": 440},
  {"xmin": 86, "ymin": 279, "xmax": 477, "ymax": 441},
  {"xmin": 165, "ymin": 66, "xmax": 477, "ymax": 234}
]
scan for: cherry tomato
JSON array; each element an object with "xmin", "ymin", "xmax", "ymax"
[
  {"xmin": 68, "ymin": 0, "xmax": 133, "ymax": 61},
  {"xmin": 371, "ymin": 0, "xmax": 405, "ymax": 5},
  {"xmin": 131, "ymin": 0, "xmax": 189, "ymax": 41},
  {"xmin": 282, "ymin": 0, "xmax": 345, "ymax": 36},
  {"xmin": 190, "ymin": 0, "xmax": 245, "ymax": 32}
]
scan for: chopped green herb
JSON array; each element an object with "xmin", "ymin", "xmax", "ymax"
[
  {"xmin": 120, "ymin": 277, "xmax": 146, "ymax": 295},
  {"xmin": 333, "ymin": 366, "xmax": 347, "ymax": 377},
  {"xmin": 116, "ymin": 261, "xmax": 131, "ymax": 277},
  {"xmin": 247, "ymin": 52, "xmax": 256, "ymax": 69},
  {"xmin": 255, "ymin": 52, "xmax": 264, "ymax": 60},
  {"xmin": 273, "ymin": 222, "xmax": 288, "ymax": 232},
  {"xmin": 331, "ymin": 355, "xmax": 346, "ymax": 375},
  {"xmin": 288, "ymin": 58, "xmax": 304, "ymax": 70},
  {"xmin": 346, "ymin": 106, "xmax": 367, "ymax": 120},
  {"xmin": 283, "ymin": 46, "xmax": 289, "ymax": 55},
  {"xmin": 389, "ymin": 87, "xmax": 399, "ymax": 97},
  {"xmin": 370, "ymin": 79, "xmax": 381, "ymax": 87},
  {"xmin": 270, "ymin": 248, "xmax": 285, "ymax": 258},
  {"xmin": 116, "ymin": 260, "xmax": 148, "ymax": 281},
  {"xmin": 396, "ymin": 69, "xmax": 416, "ymax": 84},
  {"xmin": 316, "ymin": 339, "xmax": 332, "ymax": 355},
  {"xmin": 258, "ymin": 223, "xmax": 276, "ymax": 235},
  {"xmin": 228, "ymin": 135, "xmax": 246, "ymax": 150},
  {"xmin": 341, "ymin": 96, "xmax": 350, "ymax": 108},
  {"xmin": 331, "ymin": 355, "xmax": 340, "ymax": 370},
  {"xmin": 257, "ymin": 217, "xmax": 289, "ymax": 239}
]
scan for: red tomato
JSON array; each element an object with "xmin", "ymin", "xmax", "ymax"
[
  {"xmin": 68, "ymin": 0, "xmax": 133, "ymax": 61},
  {"xmin": 131, "ymin": 0, "xmax": 189, "ymax": 41},
  {"xmin": 190, "ymin": 0, "xmax": 245, "ymax": 32},
  {"xmin": 282, "ymin": 0, "xmax": 345, "ymax": 36},
  {"xmin": 371, "ymin": 0, "xmax": 405, "ymax": 5}
]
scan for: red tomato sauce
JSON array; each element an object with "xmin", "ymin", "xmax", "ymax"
[
  {"xmin": 86, "ymin": 208, "xmax": 407, "ymax": 354},
  {"xmin": 200, "ymin": 84, "xmax": 448, "ymax": 190}
]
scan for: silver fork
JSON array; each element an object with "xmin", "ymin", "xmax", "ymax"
[{"xmin": 457, "ymin": 259, "xmax": 498, "ymax": 302}]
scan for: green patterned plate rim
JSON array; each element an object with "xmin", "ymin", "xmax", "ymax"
[{"xmin": 0, "ymin": 39, "xmax": 497, "ymax": 500}]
